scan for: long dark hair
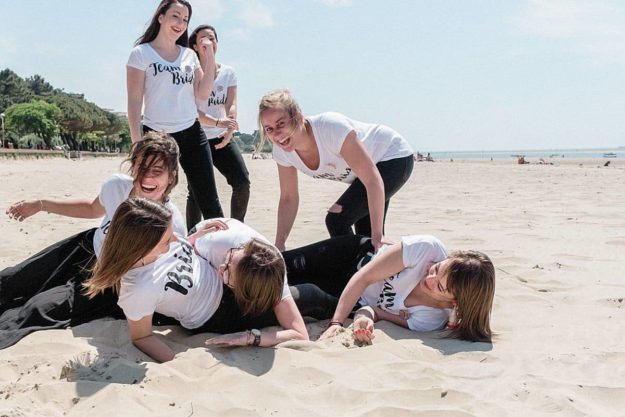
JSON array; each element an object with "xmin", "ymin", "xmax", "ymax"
[
  {"xmin": 135, "ymin": 0, "xmax": 193, "ymax": 47},
  {"xmin": 189, "ymin": 25, "xmax": 218, "ymax": 55}
]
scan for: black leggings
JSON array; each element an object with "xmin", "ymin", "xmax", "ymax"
[
  {"xmin": 144, "ymin": 121, "xmax": 224, "ymax": 230},
  {"xmin": 193, "ymin": 235, "xmax": 374, "ymax": 333},
  {"xmin": 186, "ymin": 137, "xmax": 250, "ymax": 225},
  {"xmin": 326, "ymin": 155, "xmax": 414, "ymax": 237}
]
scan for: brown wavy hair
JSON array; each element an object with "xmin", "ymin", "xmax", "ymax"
[
  {"xmin": 135, "ymin": 0, "xmax": 192, "ymax": 47},
  {"xmin": 83, "ymin": 197, "xmax": 172, "ymax": 298},
  {"xmin": 124, "ymin": 131, "xmax": 179, "ymax": 202},
  {"xmin": 231, "ymin": 238, "xmax": 286, "ymax": 316},
  {"xmin": 446, "ymin": 250, "xmax": 496, "ymax": 342}
]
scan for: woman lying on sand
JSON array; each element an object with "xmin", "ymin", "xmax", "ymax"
[
  {"xmin": 278, "ymin": 234, "xmax": 495, "ymax": 343},
  {"xmin": 307, "ymin": 234, "xmax": 496, "ymax": 343},
  {"xmin": 84, "ymin": 197, "xmax": 312, "ymax": 362},
  {"xmin": 0, "ymin": 133, "xmax": 185, "ymax": 349}
]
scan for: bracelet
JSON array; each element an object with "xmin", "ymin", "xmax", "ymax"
[
  {"xmin": 328, "ymin": 320, "xmax": 343, "ymax": 328},
  {"xmin": 215, "ymin": 118, "xmax": 219, "ymax": 127}
]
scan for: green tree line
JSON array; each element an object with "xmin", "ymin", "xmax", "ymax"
[
  {"xmin": 0, "ymin": 68, "xmax": 269, "ymax": 154},
  {"xmin": 0, "ymin": 69, "xmax": 129, "ymax": 151}
]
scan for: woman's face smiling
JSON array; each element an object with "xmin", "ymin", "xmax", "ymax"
[
  {"xmin": 158, "ymin": 2, "xmax": 189, "ymax": 42},
  {"xmin": 132, "ymin": 156, "xmax": 173, "ymax": 202},
  {"xmin": 420, "ymin": 259, "xmax": 456, "ymax": 304},
  {"xmin": 261, "ymin": 108, "xmax": 299, "ymax": 152}
]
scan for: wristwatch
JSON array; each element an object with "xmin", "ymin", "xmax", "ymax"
[{"xmin": 250, "ymin": 329, "xmax": 261, "ymax": 346}]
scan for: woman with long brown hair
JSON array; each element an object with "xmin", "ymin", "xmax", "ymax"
[
  {"xmin": 85, "ymin": 197, "xmax": 308, "ymax": 362},
  {"xmin": 127, "ymin": 0, "xmax": 223, "ymax": 227}
]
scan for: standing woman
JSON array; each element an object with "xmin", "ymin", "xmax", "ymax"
[
  {"xmin": 258, "ymin": 89, "xmax": 415, "ymax": 252},
  {"xmin": 186, "ymin": 24, "xmax": 250, "ymax": 225},
  {"xmin": 127, "ymin": 0, "xmax": 223, "ymax": 226}
]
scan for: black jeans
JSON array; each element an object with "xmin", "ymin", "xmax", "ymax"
[
  {"xmin": 186, "ymin": 138, "xmax": 250, "ymax": 226},
  {"xmin": 325, "ymin": 155, "xmax": 414, "ymax": 237},
  {"xmin": 192, "ymin": 235, "xmax": 374, "ymax": 333},
  {"xmin": 144, "ymin": 121, "xmax": 223, "ymax": 230},
  {"xmin": 0, "ymin": 229, "xmax": 124, "ymax": 349}
]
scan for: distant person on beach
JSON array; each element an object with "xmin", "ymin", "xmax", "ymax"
[
  {"xmin": 186, "ymin": 24, "xmax": 250, "ymax": 225},
  {"xmin": 84, "ymin": 198, "xmax": 310, "ymax": 362},
  {"xmin": 258, "ymin": 88, "xmax": 414, "ymax": 252},
  {"xmin": 127, "ymin": 0, "xmax": 223, "ymax": 228},
  {"xmin": 302, "ymin": 235, "xmax": 496, "ymax": 344},
  {"xmin": 1, "ymin": 133, "xmax": 185, "ymax": 349}
]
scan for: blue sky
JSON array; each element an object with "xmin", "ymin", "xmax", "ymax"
[{"xmin": 1, "ymin": 0, "xmax": 624, "ymax": 151}]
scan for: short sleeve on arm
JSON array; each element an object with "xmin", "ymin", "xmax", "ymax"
[
  {"xmin": 272, "ymin": 147, "xmax": 293, "ymax": 167},
  {"xmin": 127, "ymin": 46, "xmax": 146, "ymax": 71},
  {"xmin": 317, "ymin": 112, "xmax": 356, "ymax": 153},
  {"xmin": 118, "ymin": 283, "xmax": 159, "ymax": 322},
  {"xmin": 407, "ymin": 308, "xmax": 450, "ymax": 332},
  {"xmin": 401, "ymin": 235, "xmax": 448, "ymax": 269},
  {"xmin": 228, "ymin": 68, "xmax": 237, "ymax": 87}
]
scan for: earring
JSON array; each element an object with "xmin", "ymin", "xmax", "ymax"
[{"xmin": 447, "ymin": 304, "xmax": 458, "ymax": 329}]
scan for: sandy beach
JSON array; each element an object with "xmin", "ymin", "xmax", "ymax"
[{"xmin": 1, "ymin": 155, "xmax": 624, "ymax": 417}]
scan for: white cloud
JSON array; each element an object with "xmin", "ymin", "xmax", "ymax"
[
  {"xmin": 237, "ymin": 1, "xmax": 274, "ymax": 28},
  {"xmin": 191, "ymin": 0, "xmax": 226, "ymax": 21},
  {"xmin": 515, "ymin": 0, "xmax": 625, "ymax": 64},
  {"xmin": 320, "ymin": 0, "xmax": 353, "ymax": 7}
]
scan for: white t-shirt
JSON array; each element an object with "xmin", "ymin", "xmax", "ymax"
[
  {"xmin": 272, "ymin": 112, "xmax": 414, "ymax": 183},
  {"xmin": 93, "ymin": 174, "xmax": 186, "ymax": 257},
  {"xmin": 359, "ymin": 235, "xmax": 451, "ymax": 332},
  {"xmin": 193, "ymin": 218, "xmax": 291, "ymax": 301},
  {"xmin": 127, "ymin": 44, "xmax": 200, "ymax": 133},
  {"xmin": 196, "ymin": 64, "xmax": 237, "ymax": 139},
  {"xmin": 118, "ymin": 236, "xmax": 222, "ymax": 329}
]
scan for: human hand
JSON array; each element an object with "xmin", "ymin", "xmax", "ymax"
[
  {"xmin": 214, "ymin": 130, "xmax": 234, "ymax": 150},
  {"xmin": 319, "ymin": 324, "xmax": 342, "ymax": 340},
  {"xmin": 198, "ymin": 38, "xmax": 215, "ymax": 57},
  {"xmin": 371, "ymin": 235, "xmax": 392, "ymax": 252},
  {"xmin": 205, "ymin": 331, "xmax": 251, "ymax": 347},
  {"xmin": 6, "ymin": 200, "xmax": 42, "ymax": 222},
  {"xmin": 187, "ymin": 219, "xmax": 229, "ymax": 246},
  {"xmin": 352, "ymin": 315, "xmax": 375, "ymax": 345},
  {"xmin": 217, "ymin": 117, "xmax": 238, "ymax": 131}
]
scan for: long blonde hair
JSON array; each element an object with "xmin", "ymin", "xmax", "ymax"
[
  {"xmin": 257, "ymin": 88, "xmax": 302, "ymax": 152},
  {"xmin": 231, "ymin": 238, "xmax": 286, "ymax": 316},
  {"xmin": 446, "ymin": 250, "xmax": 495, "ymax": 342},
  {"xmin": 83, "ymin": 197, "xmax": 172, "ymax": 298}
]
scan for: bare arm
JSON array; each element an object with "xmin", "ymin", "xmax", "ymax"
[
  {"xmin": 319, "ymin": 244, "xmax": 405, "ymax": 339},
  {"xmin": 266, "ymin": 296, "xmax": 309, "ymax": 344},
  {"xmin": 127, "ymin": 315, "xmax": 175, "ymax": 363},
  {"xmin": 193, "ymin": 40, "xmax": 216, "ymax": 101},
  {"xmin": 340, "ymin": 131, "xmax": 385, "ymax": 250},
  {"xmin": 224, "ymin": 85, "xmax": 237, "ymax": 120},
  {"xmin": 126, "ymin": 67, "xmax": 145, "ymax": 143},
  {"xmin": 204, "ymin": 297, "xmax": 308, "ymax": 347},
  {"xmin": 275, "ymin": 164, "xmax": 299, "ymax": 251},
  {"xmin": 7, "ymin": 195, "xmax": 105, "ymax": 222}
]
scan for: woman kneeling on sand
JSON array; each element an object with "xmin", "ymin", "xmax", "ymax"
[{"xmin": 84, "ymin": 197, "xmax": 308, "ymax": 362}]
